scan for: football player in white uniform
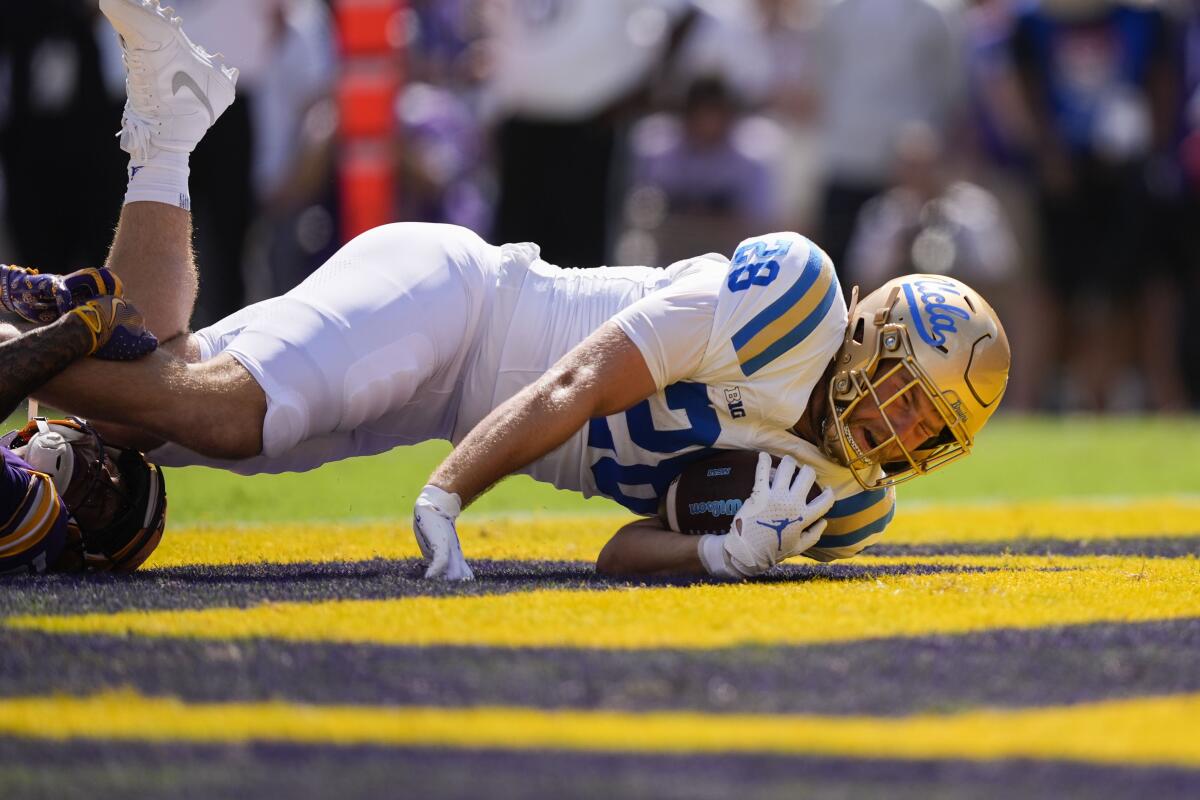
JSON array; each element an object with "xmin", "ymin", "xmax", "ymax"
[{"xmin": 5, "ymin": 1, "xmax": 1010, "ymax": 581}]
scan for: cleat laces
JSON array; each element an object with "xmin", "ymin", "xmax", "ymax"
[
  {"xmin": 118, "ymin": 109, "xmax": 156, "ymax": 160},
  {"xmin": 120, "ymin": 49, "xmax": 158, "ymax": 114}
]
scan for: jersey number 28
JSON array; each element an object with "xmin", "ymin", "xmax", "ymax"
[{"xmin": 727, "ymin": 239, "xmax": 791, "ymax": 292}]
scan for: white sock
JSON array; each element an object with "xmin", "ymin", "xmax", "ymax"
[{"xmin": 123, "ymin": 150, "xmax": 191, "ymax": 210}]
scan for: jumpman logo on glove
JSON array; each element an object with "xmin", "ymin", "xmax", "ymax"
[{"xmin": 757, "ymin": 516, "xmax": 808, "ymax": 551}]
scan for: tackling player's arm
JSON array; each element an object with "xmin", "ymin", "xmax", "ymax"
[
  {"xmin": 0, "ymin": 314, "xmax": 96, "ymax": 419},
  {"xmin": 0, "ymin": 265, "xmax": 157, "ymax": 417},
  {"xmin": 0, "ymin": 294, "xmax": 158, "ymax": 419}
]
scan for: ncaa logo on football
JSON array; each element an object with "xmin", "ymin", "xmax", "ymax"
[{"xmin": 724, "ymin": 387, "xmax": 747, "ymax": 419}]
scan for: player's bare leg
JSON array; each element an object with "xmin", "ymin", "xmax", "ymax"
[
  {"xmin": 30, "ymin": 349, "xmax": 264, "ymax": 459},
  {"xmin": 100, "ymin": 0, "xmax": 237, "ymax": 341},
  {"xmin": 105, "ymin": 203, "xmax": 197, "ymax": 344}
]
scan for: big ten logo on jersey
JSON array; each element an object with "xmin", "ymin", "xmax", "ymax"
[
  {"xmin": 587, "ymin": 382, "xmax": 723, "ymax": 514},
  {"xmin": 727, "ymin": 238, "xmax": 792, "ymax": 292},
  {"xmin": 724, "ymin": 387, "xmax": 747, "ymax": 419}
]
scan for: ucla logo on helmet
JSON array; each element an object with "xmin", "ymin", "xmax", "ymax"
[{"xmin": 901, "ymin": 277, "xmax": 971, "ymax": 350}]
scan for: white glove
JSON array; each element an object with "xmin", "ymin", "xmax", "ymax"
[
  {"xmin": 413, "ymin": 484, "xmax": 474, "ymax": 581},
  {"xmin": 697, "ymin": 453, "xmax": 835, "ymax": 578}
]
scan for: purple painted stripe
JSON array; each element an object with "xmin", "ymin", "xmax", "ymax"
[
  {"xmin": 3, "ymin": 619, "xmax": 1197, "ymax": 716},
  {"xmin": 869, "ymin": 537, "xmax": 1200, "ymax": 559},
  {"xmin": 0, "ymin": 738, "xmax": 1196, "ymax": 800},
  {"xmin": 0, "ymin": 559, "xmax": 984, "ymax": 616}
]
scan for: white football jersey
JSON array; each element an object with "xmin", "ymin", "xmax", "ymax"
[{"xmin": 458, "ymin": 231, "xmax": 895, "ymax": 559}]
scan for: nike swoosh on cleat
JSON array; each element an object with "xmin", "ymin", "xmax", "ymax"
[{"xmin": 171, "ymin": 71, "xmax": 215, "ymax": 124}]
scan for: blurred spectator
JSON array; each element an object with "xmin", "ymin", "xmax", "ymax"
[
  {"xmin": 667, "ymin": 0, "xmax": 773, "ymax": 104},
  {"xmin": 1182, "ymin": 0, "xmax": 1200, "ymax": 405},
  {"xmin": 1179, "ymin": 0, "xmax": 1200, "ymax": 184},
  {"xmin": 755, "ymin": 0, "xmax": 822, "ymax": 111},
  {"xmin": 399, "ymin": 0, "xmax": 493, "ymax": 236},
  {"xmin": 657, "ymin": 0, "xmax": 823, "ymax": 233},
  {"xmin": 244, "ymin": 0, "xmax": 340, "ymax": 300},
  {"xmin": 485, "ymin": 0, "xmax": 697, "ymax": 267},
  {"xmin": 1012, "ymin": 0, "xmax": 1188, "ymax": 411},
  {"xmin": 623, "ymin": 75, "xmax": 781, "ymax": 264},
  {"xmin": 0, "ymin": 0, "xmax": 126, "ymax": 275},
  {"xmin": 844, "ymin": 122, "xmax": 1053, "ymax": 411},
  {"xmin": 846, "ymin": 123, "xmax": 1017, "ymax": 289},
  {"xmin": 407, "ymin": 0, "xmax": 486, "ymax": 85},
  {"xmin": 1185, "ymin": 1, "xmax": 1200, "ymax": 191},
  {"xmin": 814, "ymin": 0, "xmax": 965, "ymax": 289},
  {"xmin": 398, "ymin": 83, "xmax": 492, "ymax": 234},
  {"xmin": 753, "ymin": 0, "xmax": 824, "ymax": 231},
  {"xmin": 964, "ymin": 0, "xmax": 1038, "ymax": 169},
  {"xmin": 961, "ymin": 0, "xmax": 1051, "ymax": 409}
]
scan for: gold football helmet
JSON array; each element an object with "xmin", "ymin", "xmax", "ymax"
[{"xmin": 824, "ymin": 274, "xmax": 1010, "ymax": 489}]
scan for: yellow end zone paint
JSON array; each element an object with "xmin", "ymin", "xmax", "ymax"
[
  {"xmin": 144, "ymin": 518, "xmax": 606, "ymax": 568},
  {"xmin": 890, "ymin": 498, "xmax": 1200, "ymax": 544},
  {"xmin": 11, "ymin": 556, "xmax": 1199, "ymax": 650},
  {"xmin": 145, "ymin": 498, "xmax": 1200, "ymax": 569},
  {"xmin": 0, "ymin": 690, "xmax": 1198, "ymax": 767}
]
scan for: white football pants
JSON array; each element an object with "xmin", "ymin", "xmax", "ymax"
[{"xmin": 153, "ymin": 222, "xmax": 506, "ymax": 474}]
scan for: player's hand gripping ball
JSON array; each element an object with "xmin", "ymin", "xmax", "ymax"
[
  {"xmin": 684, "ymin": 452, "xmax": 834, "ymax": 578},
  {"xmin": 659, "ymin": 450, "xmax": 824, "ymax": 536}
]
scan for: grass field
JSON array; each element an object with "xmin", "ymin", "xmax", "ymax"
[{"xmin": 1, "ymin": 415, "xmax": 1198, "ymax": 798}]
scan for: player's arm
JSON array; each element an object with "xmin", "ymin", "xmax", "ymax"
[
  {"xmin": 0, "ymin": 265, "xmax": 158, "ymax": 417},
  {"xmin": 0, "ymin": 295, "xmax": 158, "ymax": 419},
  {"xmin": 596, "ymin": 517, "xmax": 706, "ymax": 576},
  {"xmin": 413, "ymin": 322, "xmax": 656, "ymax": 579},
  {"xmin": 416, "ymin": 260, "xmax": 726, "ymax": 580},
  {"xmin": 436, "ymin": 321, "xmax": 656, "ymax": 503},
  {"xmin": 0, "ymin": 315, "xmax": 95, "ymax": 419}
]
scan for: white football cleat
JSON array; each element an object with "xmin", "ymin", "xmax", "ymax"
[{"xmin": 100, "ymin": 0, "xmax": 239, "ymax": 159}]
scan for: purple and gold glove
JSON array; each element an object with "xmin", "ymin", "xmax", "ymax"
[
  {"xmin": 69, "ymin": 296, "xmax": 158, "ymax": 361},
  {"xmin": 1, "ymin": 265, "xmax": 124, "ymax": 324}
]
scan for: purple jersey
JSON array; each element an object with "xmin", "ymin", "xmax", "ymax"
[{"xmin": 0, "ymin": 447, "xmax": 70, "ymax": 574}]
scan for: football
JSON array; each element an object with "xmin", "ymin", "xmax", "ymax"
[{"xmin": 658, "ymin": 450, "xmax": 823, "ymax": 536}]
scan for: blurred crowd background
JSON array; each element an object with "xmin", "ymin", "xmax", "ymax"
[{"xmin": 1, "ymin": 0, "xmax": 1198, "ymax": 412}]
